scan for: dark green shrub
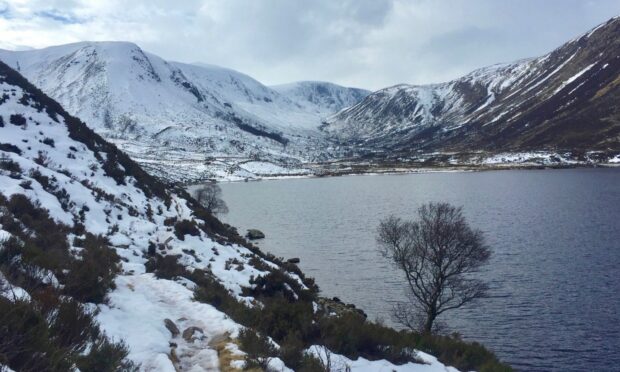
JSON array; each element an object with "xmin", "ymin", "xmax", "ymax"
[
  {"xmin": 256, "ymin": 297, "xmax": 315, "ymax": 343},
  {"xmin": 0, "ymin": 297, "xmax": 70, "ymax": 371},
  {"xmin": 296, "ymin": 355, "xmax": 331, "ymax": 372},
  {"xmin": 247, "ymin": 269, "xmax": 316, "ymax": 303},
  {"xmin": 19, "ymin": 180, "xmax": 32, "ymax": 189},
  {"xmin": 237, "ymin": 328, "xmax": 276, "ymax": 369},
  {"xmin": 101, "ymin": 152, "xmax": 126, "ymax": 185},
  {"xmin": 147, "ymin": 241, "xmax": 157, "ymax": 256},
  {"xmin": 0, "ymin": 194, "xmax": 72, "ymax": 278},
  {"xmin": 29, "ymin": 169, "xmax": 52, "ymax": 189},
  {"xmin": 174, "ymin": 220, "xmax": 200, "ymax": 240},
  {"xmin": 34, "ymin": 288, "xmax": 106, "ymax": 358},
  {"xmin": 0, "ymin": 143, "xmax": 22, "ymax": 155},
  {"xmin": 63, "ymin": 234, "xmax": 120, "ymax": 303},
  {"xmin": 42, "ymin": 137, "xmax": 55, "ymax": 147},
  {"xmin": 412, "ymin": 332, "xmax": 511, "ymax": 372},
  {"xmin": 191, "ymin": 269, "xmax": 258, "ymax": 326},
  {"xmin": 278, "ymin": 334, "xmax": 306, "ymax": 369},
  {"xmin": 77, "ymin": 338, "xmax": 137, "ymax": 372},
  {"xmin": 0, "ymin": 154, "xmax": 21, "ymax": 173},
  {"xmin": 0, "ymin": 291, "xmax": 135, "ymax": 372},
  {"xmin": 34, "ymin": 150, "xmax": 50, "ymax": 166},
  {"xmin": 9, "ymin": 113, "xmax": 26, "ymax": 126},
  {"xmin": 145, "ymin": 254, "xmax": 187, "ymax": 279}
]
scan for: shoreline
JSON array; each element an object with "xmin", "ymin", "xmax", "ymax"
[{"xmin": 184, "ymin": 161, "xmax": 620, "ymax": 185}]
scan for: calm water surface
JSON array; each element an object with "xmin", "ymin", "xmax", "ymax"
[{"xmin": 218, "ymin": 168, "xmax": 620, "ymax": 371}]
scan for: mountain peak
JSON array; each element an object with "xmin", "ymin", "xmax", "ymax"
[{"xmin": 324, "ymin": 15, "xmax": 620, "ymax": 155}]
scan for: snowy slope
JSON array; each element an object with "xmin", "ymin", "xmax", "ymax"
[
  {"xmin": 0, "ymin": 43, "xmax": 368, "ymax": 182},
  {"xmin": 324, "ymin": 60, "xmax": 536, "ymax": 140},
  {"xmin": 0, "ymin": 61, "xmax": 460, "ymax": 371},
  {"xmin": 2, "ymin": 16, "xmax": 619, "ymax": 181},
  {"xmin": 325, "ymin": 16, "xmax": 620, "ymax": 157},
  {"xmin": 0, "ymin": 58, "xmax": 282, "ymax": 370},
  {"xmin": 271, "ymin": 81, "xmax": 370, "ymax": 115}
]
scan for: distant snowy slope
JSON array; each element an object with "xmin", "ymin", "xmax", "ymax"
[
  {"xmin": 0, "ymin": 42, "xmax": 368, "ymax": 181},
  {"xmin": 326, "ymin": 16, "xmax": 620, "ymax": 155},
  {"xmin": 271, "ymin": 81, "xmax": 370, "ymax": 115},
  {"xmin": 2, "ymin": 16, "xmax": 618, "ymax": 179}
]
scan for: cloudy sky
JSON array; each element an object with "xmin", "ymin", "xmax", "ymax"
[{"xmin": 1, "ymin": 0, "xmax": 619, "ymax": 90}]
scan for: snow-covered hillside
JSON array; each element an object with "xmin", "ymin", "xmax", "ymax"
[
  {"xmin": 2, "ymin": 15, "xmax": 619, "ymax": 182},
  {"xmin": 323, "ymin": 60, "xmax": 536, "ymax": 141},
  {"xmin": 0, "ymin": 61, "xmax": 474, "ymax": 371},
  {"xmin": 325, "ymin": 16, "xmax": 620, "ymax": 158},
  {"xmin": 0, "ymin": 43, "xmax": 368, "ymax": 182},
  {"xmin": 272, "ymin": 81, "xmax": 370, "ymax": 115}
]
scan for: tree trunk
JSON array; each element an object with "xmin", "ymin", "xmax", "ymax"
[{"xmin": 424, "ymin": 309, "xmax": 437, "ymax": 334}]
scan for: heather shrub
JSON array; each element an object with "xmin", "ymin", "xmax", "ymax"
[
  {"xmin": 238, "ymin": 328, "xmax": 276, "ymax": 370},
  {"xmin": 63, "ymin": 234, "xmax": 121, "ymax": 304},
  {"xmin": 173, "ymin": 219, "xmax": 200, "ymax": 240},
  {"xmin": 145, "ymin": 254, "xmax": 187, "ymax": 279}
]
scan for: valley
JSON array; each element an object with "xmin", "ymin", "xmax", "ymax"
[{"xmin": 1, "ymin": 16, "xmax": 619, "ymax": 182}]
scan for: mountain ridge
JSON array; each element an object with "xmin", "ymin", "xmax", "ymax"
[
  {"xmin": 325, "ymin": 16, "xmax": 620, "ymax": 160},
  {"xmin": 0, "ymin": 41, "xmax": 369, "ymax": 181},
  {"xmin": 1, "ymin": 16, "xmax": 619, "ymax": 180}
]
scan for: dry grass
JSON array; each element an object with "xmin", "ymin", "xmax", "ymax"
[
  {"xmin": 208, "ymin": 333, "xmax": 257, "ymax": 372},
  {"xmin": 594, "ymin": 73, "xmax": 620, "ymax": 99}
]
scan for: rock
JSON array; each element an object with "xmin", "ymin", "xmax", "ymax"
[
  {"xmin": 182, "ymin": 326, "xmax": 204, "ymax": 342},
  {"xmin": 246, "ymin": 229, "xmax": 265, "ymax": 240},
  {"xmin": 164, "ymin": 318, "xmax": 179, "ymax": 337},
  {"xmin": 287, "ymin": 257, "xmax": 300, "ymax": 264},
  {"xmin": 316, "ymin": 297, "xmax": 367, "ymax": 319}
]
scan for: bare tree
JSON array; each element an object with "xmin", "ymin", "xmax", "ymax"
[
  {"xmin": 377, "ymin": 202, "xmax": 491, "ymax": 334},
  {"xmin": 192, "ymin": 183, "xmax": 229, "ymax": 215}
]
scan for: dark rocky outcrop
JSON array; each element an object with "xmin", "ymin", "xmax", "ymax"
[{"xmin": 246, "ymin": 229, "xmax": 265, "ymax": 240}]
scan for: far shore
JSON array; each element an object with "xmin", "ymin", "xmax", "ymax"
[{"xmin": 183, "ymin": 161, "xmax": 620, "ymax": 186}]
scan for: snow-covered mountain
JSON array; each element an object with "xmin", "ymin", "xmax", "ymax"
[
  {"xmin": 325, "ymin": 16, "xmax": 620, "ymax": 159},
  {"xmin": 271, "ymin": 81, "xmax": 370, "ymax": 115},
  {"xmin": 2, "ymin": 17, "xmax": 619, "ymax": 181},
  {"xmin": 0, "ymin": 43, "xmax": 368, "ymax": 182},
  {"xmin": 0, "ymin": 61, "xmax": 476, "ymax": 371}
]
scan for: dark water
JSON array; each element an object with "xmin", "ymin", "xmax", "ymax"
[{"xmin": 218, "ymin": 168, "xmax": 620, "ymax": 371}]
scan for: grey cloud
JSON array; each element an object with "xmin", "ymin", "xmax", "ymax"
[{"xmin": 0, "ymin": 0, "xmax": 619, "ymax": 90}]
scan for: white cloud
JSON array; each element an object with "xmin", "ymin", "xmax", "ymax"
[{"xmin": 0, "ymin": 0, "xmax": 618, "ymax": 90}]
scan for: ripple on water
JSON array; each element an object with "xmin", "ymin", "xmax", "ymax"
[{"xmin": 218, "ymin": 168, "xmax": 620, "ymax": 372}]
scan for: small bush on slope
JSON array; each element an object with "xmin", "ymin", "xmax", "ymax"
[
  {"xmin": 238, "ymin": 328, "xmax": 277, "ymax": 369},
  {"xmin": 64, "ymin": 234, "xmax": 121, "ymax": 303},
  {"xmin": 145, "ymin": 253, "xmax": 187, "ymax": 280},
  {"xmin": 173, "ymin": 219, "xmax": 200, "ymax": 240}
]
